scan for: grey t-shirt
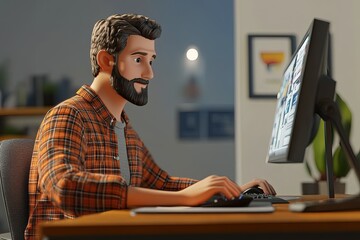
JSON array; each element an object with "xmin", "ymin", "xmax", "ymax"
[{"xmin": 114, "ymin": 121, "xmax": 130, "ymax": 184}]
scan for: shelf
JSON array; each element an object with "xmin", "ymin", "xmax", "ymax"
[
  {"xmin": 0, "ymin": 107, "xmax": 51, "ymax": 140},
  {"xmin": 0, "ymin": 135, "xmax": 31, "ymax": 141},
  {"xmin": 0, "ymin": 107, "xmax": 51, "ymax": 116}
]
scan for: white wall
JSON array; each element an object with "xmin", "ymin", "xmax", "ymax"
[{"xmin": 235, "ymin": 0, "xmax": 360, "ymax": 195}]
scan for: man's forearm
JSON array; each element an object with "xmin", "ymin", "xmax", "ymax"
[{"xmin": 127, "ymin": 186, "xmax": 187, "ymax": 208}]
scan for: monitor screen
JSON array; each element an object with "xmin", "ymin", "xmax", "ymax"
[{"xmin": 267, "ymin": 19, "xmax": 330, "ymax": 163}]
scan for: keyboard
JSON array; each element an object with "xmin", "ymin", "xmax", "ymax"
[
  {"xmin": 201, "ymin": 194, "xmax": 253, "ymax": 207},
  {"xmin": 244, "ymin": 193, "xmax": 289, "ymax": 204}
]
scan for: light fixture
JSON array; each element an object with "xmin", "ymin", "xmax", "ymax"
[{"xmin": 186, "ymin": 48, "xmax": 198, "ymax": 61}]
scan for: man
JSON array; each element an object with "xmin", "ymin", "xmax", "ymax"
[{"xmin": 25, "ymin": 14, "xmax": 275, "ymax": 240}]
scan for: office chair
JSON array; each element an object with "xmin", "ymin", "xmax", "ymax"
[{"xmin": 0, "ymin": 139, "xmax": 34, "ymax": 240}]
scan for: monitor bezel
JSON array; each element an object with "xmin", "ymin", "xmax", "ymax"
[{"xmin": 266, "ymin": 19, "xmax": 330, "ymax": 163}]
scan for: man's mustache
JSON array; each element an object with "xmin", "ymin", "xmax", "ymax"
[{"xmin": 130, "ymin": 78, "xmax": 149, "ymax": 85}]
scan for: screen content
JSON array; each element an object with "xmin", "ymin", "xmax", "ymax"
[{"xmin": 268, "ymin": 36, "xmax": 310, "ymax": 158}]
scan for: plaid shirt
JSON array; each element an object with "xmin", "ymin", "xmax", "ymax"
[{"xmin": 25, "ymin": 85, "xmax": 197, "ymax": 240}]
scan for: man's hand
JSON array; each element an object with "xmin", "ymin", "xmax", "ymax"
[
  {"xmin": 239, "ymin": 178, "xmax": 277, "ymax": 195},
  {"xmin": 178, "ymin": 175, "xmax": 241, "ymax": 206}
]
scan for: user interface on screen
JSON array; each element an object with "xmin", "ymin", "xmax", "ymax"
[{"xmin": 268, "ymin": 36, "xmax": 310, "ymax": 158}]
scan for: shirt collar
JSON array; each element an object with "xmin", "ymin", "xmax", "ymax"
[{"xmin": 76, "ymin": 85, "xmax": 129, "ymax": 128}]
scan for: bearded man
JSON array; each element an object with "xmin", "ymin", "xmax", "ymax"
[{"xmin": 25, "ymin": 13, "xmax": 275, "ymax": 240}]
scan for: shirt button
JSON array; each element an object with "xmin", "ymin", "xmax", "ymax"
[{"xmin": 113, "ymin": 155, "xmax": 120, "ymax": 160}]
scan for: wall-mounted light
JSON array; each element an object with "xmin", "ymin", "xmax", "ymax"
[
  {"xmin": 186, "ymin": 48, "xmax": 199, "ymax": 61},
  {"xmin": 183, "ymin": 46, "xmax": 201, "ymax": 103}
]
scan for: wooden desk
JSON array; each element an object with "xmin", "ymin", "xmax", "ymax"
[{"xmin": 39, "ymin": 195, "xmax": 360, "ymax": 240}]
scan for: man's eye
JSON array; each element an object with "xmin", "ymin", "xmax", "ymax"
[{"xmin": 134, "ymin": 58, "xmax": 141, "ymax": 63}]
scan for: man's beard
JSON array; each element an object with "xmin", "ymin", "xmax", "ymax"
[{"xmin": 110, "ymin": 64, "xmax": 149, "ymax": 106}]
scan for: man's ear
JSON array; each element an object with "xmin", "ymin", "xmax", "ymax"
[{"xmin": 96, "ymin": 50, "xmax": 115, "ymax": 72}]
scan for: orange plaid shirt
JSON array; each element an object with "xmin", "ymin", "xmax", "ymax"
[{"xmin": 25, "ymin": 85, "xmax": 197, "ymax": 240}]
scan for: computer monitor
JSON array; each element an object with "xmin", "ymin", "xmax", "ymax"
[
  {"xmin": 266, "ymin": 18, "xmax": 360, "ymax": 212},
  {"xmin": 266, "ymin": 19, "xmax": 330, "ymax": 164}
]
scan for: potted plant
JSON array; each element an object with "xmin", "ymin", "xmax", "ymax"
[{"xmin": 303, "ymin": 93, "xmax": 360, "ymax": 194}]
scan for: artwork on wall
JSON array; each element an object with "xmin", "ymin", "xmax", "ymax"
[
  {"xmin": 178, "ymin": 110, "xmax": 202, "ymax": 139},
  {"xmin": 248, "ymin": 34, "xmax": 296, "ymax": 99},
  {"xmin": 178, "ymin": 108, "xmax": 234, "ymax": 140},
  {"xmin": 207, "ymin": 110, "xmax": 234, "ymax": 139}
]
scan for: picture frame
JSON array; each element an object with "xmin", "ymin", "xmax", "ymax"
[
  {"xmin": 248, "ymin": 34, "xmax": 296, "ymax": 98},
  {"xmin": 178, "ymin": 110, "xmax": 202, "ymax": 139},
  {"xmin": 207, "ymin": 109, "xmax": 234, "ymax": 139}
]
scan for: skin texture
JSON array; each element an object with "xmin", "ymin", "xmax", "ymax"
[{"xmin": 90, "ymin": 35, "xmax": 276, "ymax": 208}]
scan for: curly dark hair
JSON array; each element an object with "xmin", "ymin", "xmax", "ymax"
[{"xmin": 90, "ymin": 14, "xmax": 162, "ymax": 77}]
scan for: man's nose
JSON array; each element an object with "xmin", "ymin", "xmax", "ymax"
[{"xmin": 141, "ymin": 64, "xmax": 154, "ymax": 80}]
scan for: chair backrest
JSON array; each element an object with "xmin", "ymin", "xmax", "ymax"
[{"xmin": 0, "ymin": 139, "xmax": 34, "ymax": 240}]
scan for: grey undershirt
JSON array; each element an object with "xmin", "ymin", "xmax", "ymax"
[{"xmin": 114, "ymin": 121, "xmax": 130, "ymax": 184}]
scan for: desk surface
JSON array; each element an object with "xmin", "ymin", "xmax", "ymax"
[{"xmin": 39, "ymin": 195, "xmax": 360, "ymax": 239}]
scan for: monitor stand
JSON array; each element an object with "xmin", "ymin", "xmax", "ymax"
[{"xmin": 289, "ymin": 75, "xmax": 360, "ymax": 212}]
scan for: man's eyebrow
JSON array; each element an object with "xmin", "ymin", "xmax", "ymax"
[{"xmin": 131, "ymin": 51, "xmax": 156, "ymax": 59}]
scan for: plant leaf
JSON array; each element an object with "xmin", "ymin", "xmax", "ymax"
[
  {"xmin": 304, "ymin": 159, "xmax": 314, "ymax": 180},
  {"xmin": 333, "ymin": 146, "xmax": 350, "ymax": 178},
  {"xmin": 332, "ymin": 94, "xmax": 352, "ymax": 178},
  {"xmin": 312, "ymin": 120, "xmax": 327, "ymax": 177},
  {"xmin": 335, "ymin": 94, "xmax": 352, "ymax": 137}
]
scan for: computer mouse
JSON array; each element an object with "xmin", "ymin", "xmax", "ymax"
[{"xmin": 243, "ymin": 186, "xmax": 264, "ymax": 195}]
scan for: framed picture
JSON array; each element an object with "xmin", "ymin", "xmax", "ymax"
[
  {"xmin": 178, "ymin": 110, "xmax": 202, "ymax": 139},
  {"xmin": 248, "ymin": 34, "xmax": 296, "ymax": 98},
  {"xmin": 207, "ymin": 109, "xmax": 234, "ymax": 139}
]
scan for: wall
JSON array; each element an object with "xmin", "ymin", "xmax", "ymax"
[{"xmin": 235, "ymin": 0, "xmax": 360, "ymax": 195}]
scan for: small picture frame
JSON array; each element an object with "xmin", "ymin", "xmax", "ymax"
[
  {"xmin": 207, "ymin": 109, "xmax": 234, "ymax": 139},
  {"xmin": 178, "ymin": 110, "xmax": 201, "ymax": 139},
  {"xmin": 248, "ymin": 34, "xmax": 296, "ymax": 98}
]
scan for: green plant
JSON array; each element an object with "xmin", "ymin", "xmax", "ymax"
[{"xmin": 306, "ymin": 93, "xmax": 360, "ymax": 181}]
